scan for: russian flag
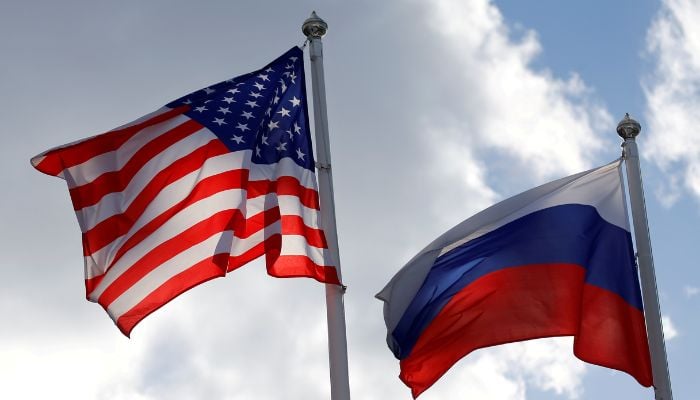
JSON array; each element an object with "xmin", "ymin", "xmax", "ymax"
[{"xmin": 376, "ymin": 160, "xmax": 653, "ymax": 398}]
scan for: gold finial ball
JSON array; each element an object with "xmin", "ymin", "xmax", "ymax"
[
  {"xmin": 302, "ymin": 11, "xmax": 327, "ymax": 38},
  {"xmin": 617, "ymin": 113, "xmax": 641, "ymax": 139}
]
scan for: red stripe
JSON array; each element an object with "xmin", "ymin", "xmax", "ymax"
[
  {"xmin": 398, "ymin": 263, "xmax": 651, "ymax": 398},
  {"xmin": 86, "ymin": 187, "xmax": 325, "ymax": 297},
  {"xmin": 115, "ymin": 253, "xmax": 229, "ymax": 337},
  {"xmin": 33, "ymin": 107, "xmax": 187, "ymax": 176},
  {"xmin": 280, "ymin": 215, "xmax": 327, "ymax": 248},
  {"xmin": 232, "ymin": 206, "xmax": 326, "ymax": 248},
  {"xmin": 85, "ymin": 274, "xmax": 105, "ymax": 298},
  {"xmin": 247, "ymin": 176, "xmax": 320, "ymax": 210},
  {"xmin": 400, "ymin": 264, "xmax": 584, "ymax": 398},
  {"xmin": 69, "ymin": 119, "xmax": 204, "ymax": 210},
  {"xmin": 227, "ymin": 238, "xmax": 267, "ymax": 272},
  {"xmin": 234, "ymin": 206, "xmax": 282, "ymax": 239},
  {"xmin": 83, "ymin": 166, "xmax": 246, "ymax": 257},
  {"xmin": 574, "ymin": 284, "xmax": 653, "ymax": 387},
  {"xmin": 227, "ymin": 234, "xmax": 339, "ymax": 284},
  {"xmin": 267, "ymin": 255, "xmax": 339, "ymax": 285},
  {"xmin": 97, "ymin": 209, "xmax": 241, "ymax": 307}
]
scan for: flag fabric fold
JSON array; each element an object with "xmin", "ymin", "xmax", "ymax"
[
  {"xmin": 32, "ymin": 46, "xmax": 339, "ymax": 336},
  {"xmin": 376, "ymin": 160, "xmax": 653, "ymax": 398}
]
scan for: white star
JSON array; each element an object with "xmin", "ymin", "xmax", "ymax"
[
  {"xmin": 276, "ymin": 142, "xmax": 287, "ymax": 152},
  {"xmin": 293, "ymin": 122, "xmax": 301, "ymax": 133},
  {"xmin": 279, "ymin": 79, "xmax": 287, "ymax": 93},
  {"xmin": 289, "ymin": 71, "xmax": 297, "ymax": 83},
  {"xmin": 273, "ymin": 95, "xmax": 280, "ymax": 105},
  {"xmin": 213, "ymin": 118, "xmax": 226, "ymax": 126},
  {"xmin": 261, "ymin": 134, "xmax": 269, "ymax": 145},
  {"xmin": 285, "ymin": 63, "xmax": 293, "ymax": 70},
  {"xmin": 236, "ymin": 123, "xmax": 249, "ymax": 132},
  {"xmin": 203, "ymin": 87, "xmax": 215, "ymax": 94},
  {"xmin": 183, "ymin": 99, "xmax": 192, "ymax": 104},
  {"xmin": 253, "ymin": 82, "xmax": 265, "ymax": 91},
  {"xmin": 257, "ymin": 73, "xmax": 269, "ymax": 81},
  {"xmin": 194, "ymin": 106, "xmax": 208, "ymax": 112},
  {"xmin": 289, "ymin": 56, "xmax": 298, "ymax": 62},
  {"xmin": 231, "ymin": 135, "xmax": 244, "ymax": 144},
  {"xmin": 296, "ymin": 148, "xmax": 305, "ymax": 160},
  {"xmin": 228, "ymin": 88, "xmax": 240, "ymax": 94},
  {"xmin": 289, "ymin": 96, "xmax": 301, "ymax": 107},
  {"xmin": 265, "ymin": 67, "xmax": 275, "ymax": 73},
  {"xmin": 249, "ymin": 92, "xmax": 262, "ymax": 99},
  {"xmin": 286, "ymin": 129, "xmax": 294, "ymax": 139},
  {"xmin": 245, "ymin": 100, "xmax": 259, "ymax": 108},
  {"xmin": 268, "ymin": 120, "xmax": 279, "ymax": 130},
  {"xmin": 265, "ymin": 107, "xmax": 272, "ymax": 116},
  {"xmin": 222, "ymin": 97, "xmax": 235, "ymax": 104},
  {"xmin": 277, "ymin": 107, "xmax": 291, "ymax": 117},
  {"xmin": 241, "ymin": 111, "xmax": 253, "ymax": 119},
  {"xmin": 218, "ymin": 107, "xmax": 231, "ymax": 114}
]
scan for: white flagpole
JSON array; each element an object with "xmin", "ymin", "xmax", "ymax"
[
  {"xmin": 302, "ymin": 11, "xmax": 351, "ymax": 400},
  {"xmin": 617, "ymin": 114, "xmax": 672, "ymax": 400}
]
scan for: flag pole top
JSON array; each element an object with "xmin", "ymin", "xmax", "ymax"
[
  {"xmin": 302, "ymin": 11, "xmax": 328, "ymax": 38},
  {"xmin": 617, "ymin": 113, "xmax": 641, "ymax": 140}
]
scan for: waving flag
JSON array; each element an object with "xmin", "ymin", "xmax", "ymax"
[
  {"xmin": 376, "ymin": 160, "xmax": 653, "ymax": 398},
  {"xmin": 31, "ymin": 47, "xmax": 339, "ymax": 336}
]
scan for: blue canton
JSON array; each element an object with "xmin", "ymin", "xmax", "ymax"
[{"xmin": 166, "ymin": 47, "xmax": 314, "ymax": 171}]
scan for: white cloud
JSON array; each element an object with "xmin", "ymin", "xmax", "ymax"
[
  {"xmin": 662, "ymin": 315, "xmax": 679, "ymax": 340},
  {"xmin": 684, "ymin": 285, "xmax": 699, "ymax": 298},
  {"xmin": 644, "ymin": 0, "xmax": 700, "ymax": 203},
  {"xmin": 418, "ymin": 338, "xmax": 585, "ymax": 400},
  {"xmin": 423, "ymin": 0, "xmax": 613, "ymax": 182}
]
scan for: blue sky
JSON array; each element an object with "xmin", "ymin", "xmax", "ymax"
[{"xmin": 1, "ymin": 0, "xmax": 698, "ymax": 399}]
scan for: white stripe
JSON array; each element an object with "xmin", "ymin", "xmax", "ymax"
[
  {"xmin": 230, "ymin": 219, "xmax": 328, "ymax": 267},
  {"xmin": 240, "ymin": 191, "xmax": 321, "ymax": 229},
  {"xmin": 122, "ymin": 152, "xmax": 247, "ymax": 237},
  {"xmin": 249, "ymin": 157, "xmax": 319, "ymax": 190},
  {"xmin": 279, "ymin": 194, "xmax": 321, "ymax": 229},
  {"xmin": 80, "ymin": 150, "xmax": 247, "ymax": 235},
  {"xmin": 87, "ymin": 188, "xmax": 243, "ymax": 301},
  {"xmin": 82, "ymin": 152, "xmax": 318, "ymax": 280},
  {"xmin": 437, "ymin": 160, "xmax": 627, "ymax": 256},
  {"xmin": 64, "ymin": 114, "xmax": 192, "ymax": 188},
  {"xmin": 74, "ymin": 129, "xmax": 215, "ymax": 232},
  {"xmin": 81, "ymin": 155, "xmax": 249, "ymax": 281},
  {"xmin": 30, "ymin": 107, "xmax": 176, "ymax": 180},
  {"xmin": 279, "ymin": 234, "xmax": 331, "ymax": 265},
  {"xmin": 105, "ymin": 231, "xmax": 233, "ymax": 319}
]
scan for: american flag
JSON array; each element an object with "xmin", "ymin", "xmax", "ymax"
[{"xmin": 31, "ymin": 47, "xmax": 339, "ymax": 336}]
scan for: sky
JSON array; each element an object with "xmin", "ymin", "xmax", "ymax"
[{"xmin": 1, "ymin": 0, "xmax": 698, "ymax": 399}]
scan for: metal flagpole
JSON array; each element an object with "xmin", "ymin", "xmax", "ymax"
[
  {"xmin": 302, "ymin": 11, "xmax": 352, "ymax": 400},
  {"xmin": 617, "ymin": 114, "xmax": 672, "ymax": 400}
]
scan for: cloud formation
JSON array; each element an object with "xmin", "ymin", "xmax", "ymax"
[
  {"xmin": 644, "ymin": 0, "xmax": 700, "ymax": 204},
  {"xmin": 423, "ymin": 0, "xmax": 613, "ymax": 182},
  {"xmin": 683, "ymin": 285, "xmax": 699, "ymax": 298},
  {"xmin": 662, "ymin": 315, "xmax": 679, "ymax": 340}
]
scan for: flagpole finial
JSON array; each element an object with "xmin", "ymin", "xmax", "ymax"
[
  {"xmin": 302, "ymin": 11, "xmax": 328, "ymax": 38},
  {"xmin": 617, "ymin": 113, "xmax": 641, "ymax": 140}
]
